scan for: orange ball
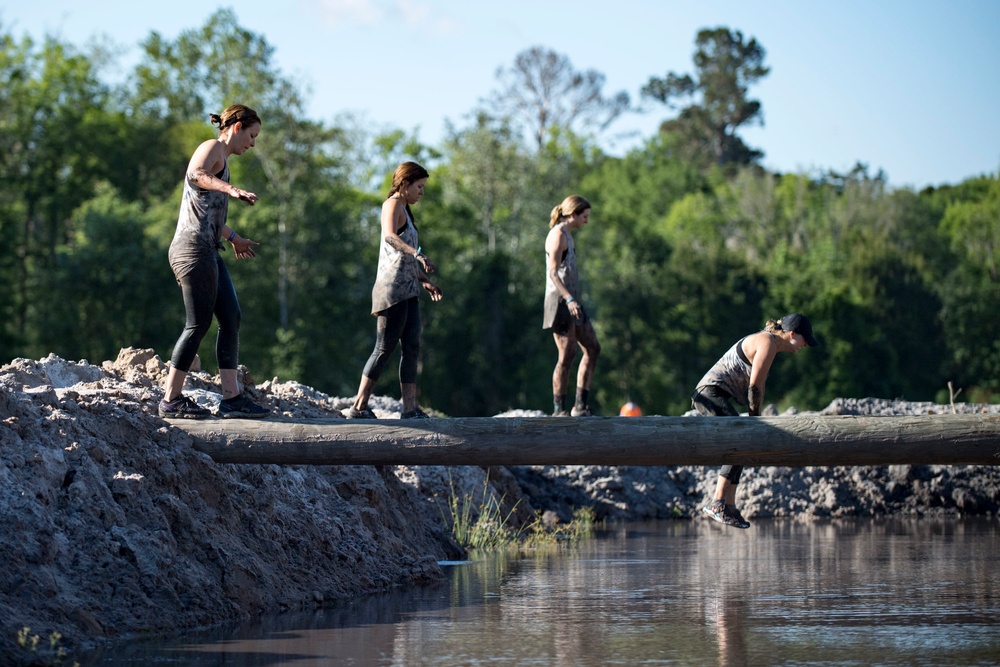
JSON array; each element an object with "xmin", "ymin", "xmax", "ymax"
[{"xmin": 619, "ymin": 402, "xmax": 642, "ymax": 417}]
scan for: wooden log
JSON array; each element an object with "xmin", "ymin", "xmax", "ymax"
[{"xmin": 170, "ymin": 414, "xmax": 1000, "ymax": 467}]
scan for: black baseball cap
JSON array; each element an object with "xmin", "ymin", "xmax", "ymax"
[{"xmin": 779, "ymin": 313, "xmax": 819, "ymax": 347}]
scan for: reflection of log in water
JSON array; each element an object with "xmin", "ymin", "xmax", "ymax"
[{"xmin": 170, "ymin": 414, "xmax": 1000, "ymax": 466}]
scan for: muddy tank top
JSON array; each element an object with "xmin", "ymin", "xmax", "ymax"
[
  {"xmin": 696, "ymin": 333, "xmax": 775, "ymax": 405},
  {"xmin": 542, "ymin": 226, "xmax": 580, "ymax": 329},
  {"xmin": 370, "ymin": 206, "xmax": 421, "ymax": 315},
  {"xmin": 168, "ymin": 160, "xmax": 230, "ymax": 278}
]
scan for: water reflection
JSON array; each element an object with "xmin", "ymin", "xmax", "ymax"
[{"xmin": 82, "ymin": 518, "xmax": 1000, "ymax": 666}]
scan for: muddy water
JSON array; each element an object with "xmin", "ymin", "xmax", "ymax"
[{"xmin": 82, "ymin": 518, "xmax": 1000, "ymax": 666}]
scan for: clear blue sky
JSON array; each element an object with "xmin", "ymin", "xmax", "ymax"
[{"xmin": 4, "ymin": 0, "xmax": 999, "ymax": 189}]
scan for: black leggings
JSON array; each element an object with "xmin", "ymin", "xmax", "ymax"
[
  {"xmin": 362, "ymin": 297, "xmax": 420, "ymax": 384},
  {"xmin": 170, "ymin": 253, "xmax": 241, "ymax": 373},
  {"xmin": 691, "ymin": 385, "xmax": 744, "ymax": 485}
]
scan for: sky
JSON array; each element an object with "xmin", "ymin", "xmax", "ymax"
[{"xmin": 3, "ymin": 0, "xmax": 999, "ymax": 190}]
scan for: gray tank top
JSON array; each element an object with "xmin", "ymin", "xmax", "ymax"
[
  {"xmin": 370, "ymin": 207, "xmax": 421, "ymax": 314},
  {"xmin": 168, "ymin": 160, "xmax": 230, "ymax": 278},
  {"xmin": 542, "ymin": 226, "xmax": 580, "ymax": 329},
  {"xmin": 696, "ymin": 333, "xmax": 775, "ymax": 405}
]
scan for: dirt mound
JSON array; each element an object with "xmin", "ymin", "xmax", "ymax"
[{"xmin": 0, "ymin": 349, "xmax": 460, "ymax": 663}]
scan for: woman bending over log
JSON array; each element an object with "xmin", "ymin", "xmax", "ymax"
[{"xmin": 692, "ymin": 313, "xmax": 819, "ymax": 528}]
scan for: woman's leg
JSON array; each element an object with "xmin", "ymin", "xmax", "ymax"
[
  {"xmin": 398, "ymin": 298, "xmax": 421, "ymax": 413},
  {"xmin": 572, "ymin": 319, "xmax": 601, "ymax": 413},
  {"xmin": 552, "ymin": 329, "xmax": 578, "ymax": 415},
  {"xmin": 213, "ymin": 255, "xmax": 243, "ymax": 399},
  {"xmin": 354, "ymin": 301, "xmax": 408, "ymax": 410},
  {"xmin": 165, "ymin": 259, "xmax": 218, "ymax": 400},
  {"xmin": 692, "ymin": 387, "xmax": 749, "ymax": 525}
]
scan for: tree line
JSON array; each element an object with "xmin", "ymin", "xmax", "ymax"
[{"xmin": 2, "ymin": 10, "xmax": 998, "ymax": 416}]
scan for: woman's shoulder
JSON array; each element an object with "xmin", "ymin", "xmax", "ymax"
[
  {"xmin": 742, "ymin": 330, "xmax": 779, "ymax": 355},
  {"xmin": 744, "ymin": 330, "xmax": 776, "ymax": 344},
  {"xmin": 545, "ymin": 224, "xmax": 568, "ymax": 244},
  {"xmin": 190, "ymin": 138, "xmax": 227, "ymax": 170},
  {"xmin": 382, "ymin": 196, "xmax": 407, "ymax": 214}
]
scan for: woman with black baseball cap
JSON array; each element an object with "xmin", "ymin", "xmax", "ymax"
[{"xmin": 691, "ymin": 313, "xmax": 819, "ymax": 528}]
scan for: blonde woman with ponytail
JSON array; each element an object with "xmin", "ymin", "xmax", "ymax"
[{"xmin": 543, "ymin": 194, "xmax": 601, "ymax": 417}]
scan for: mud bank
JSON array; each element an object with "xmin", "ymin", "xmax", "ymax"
[{"xmin": 2, "ymin": 350, "xmax": 998, "ymax": 662}]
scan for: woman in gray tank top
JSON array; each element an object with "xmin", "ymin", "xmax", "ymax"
[
  {"xmin": 158, "ymin": 104, "xmax": 270, "ymax": 420},
  {"xmin": 691, "ymin": 313, "xmax": 819, "ymax": 528},
  {"xmin": 347, "ymin": 162, "xmax": 443, "ymax": 419},
  {"xmin": 543, "ymin": 194, "xmax": 601, "ymax": 416}
]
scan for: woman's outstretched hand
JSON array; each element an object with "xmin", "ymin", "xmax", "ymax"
[
  {"xmin": 231, "ymin": 187, "xmax": 258, "ymax": 205},
  {"xmin": 423, "ymin": 282, "xmax": 443, "ymax": 302},
  {"xmin": 231, "ymin": 236, "xmax": 261, "ymax": 259}
]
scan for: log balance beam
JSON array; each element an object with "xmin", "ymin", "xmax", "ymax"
[{"xmin": 170, "ymin": 415, "xmax": 1000, "ymax": 467}]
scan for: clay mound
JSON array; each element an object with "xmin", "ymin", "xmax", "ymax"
[{"xmin": 0, "ymin": 349, "xmax": 455, "ymax": 662}]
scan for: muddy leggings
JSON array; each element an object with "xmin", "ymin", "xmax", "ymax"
[
  {"xmin": 691, "ymin": 385, "xmax": 744, "ymax": 485},
  {"xmin": 362, "ymin": 297, "xmax": 420, "ymax": 384},
  {"xmin": 170, "ymin": 253, "xmax": 241, "ymax": 373}
]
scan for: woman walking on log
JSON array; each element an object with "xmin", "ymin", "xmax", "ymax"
[
  {"xmin": 159, "ymin": 104, "xmax": 270, "ymax": 420},
  {"xmin": 347, "ymin": 162, "xmax": 443, "ymax": 419},
  {"xmin": 692, "ymin": 313, "xmax": 819, "ymax": 528},
  {"xmin": 543, "ymin": 194, "xmax": 601, "ymax": 417}
]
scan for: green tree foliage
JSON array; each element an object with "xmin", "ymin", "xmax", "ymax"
[
  {"xmin": 44, "ymin": 184, "xmax": 175, "ymax": 362},
  {"xmin": 643, "ymin": 27, "xmax": 769, "ymax": 168},
  {"xmin": 1, "ymin": 14, "xmax": 997, "ymax": 415},
  {"xmin": 935, "ymin": 174, "xmax": 1000, "ymax": 400},
  {"xmin": 0, "ymin": 28, "xmax": 127, "ymax": 358}
]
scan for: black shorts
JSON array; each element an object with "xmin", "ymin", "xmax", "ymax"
[
  {"xmin": 691, "ymin": 386, "xmax": 740, "ymax": 417},
  {"xmin": 551, "ymin": 301, "xmax": 588, "ymax": 336}
]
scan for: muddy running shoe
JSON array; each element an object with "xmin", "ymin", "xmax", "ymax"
[
  {"xmin": 158, "ymin": 394, "xmax": 210, "ymax": 419},
  {"xmin": 725, "ymin": 505, "xmax": 751, "ymax": 529},
  {"xmin": 552, "ymin": 410, "xmax": 571, "ymax": 417},
  {"xmin": 401, "ymin": 407, "xmax": 431, "ymax": 419},
  {"xmin": 570, "ymin": 405, "xmax": 593, "ymax": 417},
  {"xmin": 347, "ymin": 407, "xmax": 377, "ymax": 419},
  {"xmin": 218, "ymin": 393, "xmax": 271, "ymax": 419},
  {"xmin": 702, "ymin": 500, "xmax": 750, "ymax": 529}
]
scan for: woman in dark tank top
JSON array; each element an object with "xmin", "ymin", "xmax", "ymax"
[{"xmin": 158, "ymin": 104, "xmax": 270, "ymax": 420}]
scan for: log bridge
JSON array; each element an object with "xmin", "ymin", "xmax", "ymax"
[{"xmin": 170, "ymin": 414, "xmax": 1000, "ymax": 467}]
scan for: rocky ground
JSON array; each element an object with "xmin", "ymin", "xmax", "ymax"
[{"xmin": 2, "ymin": 349, "xmax": 999, "ymax": 663}]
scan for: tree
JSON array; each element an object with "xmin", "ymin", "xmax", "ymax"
[
  {"xmin": 642, "ymin": 27, "xmax": 769, "ymax": 167},
  {"xmin": 44, "ymin": 184, "xmax": 175, "ymax": 362},
  {"xmin": 485, "ymin": 46, "xmax": 629, "ymax": 150},
  {"xmin": 0, "ymin": 28, "xmax": 125, "ymax": 357}
]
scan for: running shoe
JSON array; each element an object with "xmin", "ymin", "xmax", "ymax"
[
  {"xmin": 570, "ymin": 405, "xmax": 593, "ymax": 417},
  {"xmin": 158, "ymin": 394, "xmax": 210, "ymax": 419},
  {"xmin": 702, "ymin": 500, "xmax": 750, "ymax": 529},
  {"xmin": 347, "ymin": 407, "xmax": 377, "ymax": 419},
  {"xmin": 218, "ymin": 393, "xmax": 271, "ymax": 419},
  {"xmin": 725, "ymin": 505, "xmax": 751, "ymax": 529},
  {"xmin": 401, "ymin": 407, "xmax": 431, "ymax": 419},
  {"xmin": 552, "ymin": 410, "xmax": 571, "ymax": 417}
]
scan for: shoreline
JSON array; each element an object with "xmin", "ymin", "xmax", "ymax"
[{"xmin": 2, "ymin": 349, "xmax": 998, "ymax": 662}]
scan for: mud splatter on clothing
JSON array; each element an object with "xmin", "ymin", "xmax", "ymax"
[
  {"xmin": 695, "ymin": 332, "xmax": 776, "ymax": 405},
  {"xmin": 168, "ymin": 161, "xmax": 230, "ymax": 278},
  {"xmin": 542, "ymin": 226, "xmax": 580, "ymax": 330},
  {"xmin": 371, "ymin": 208, "xmax": 421, "ymax": 315}
]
